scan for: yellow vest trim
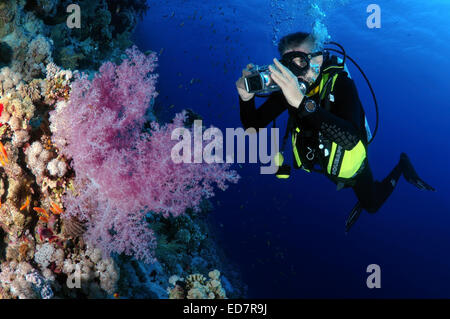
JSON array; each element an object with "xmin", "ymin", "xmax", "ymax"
[
  {"xmin": 331, "ymin": 74, "xmax": 339, "ymax": 92},
  {"xmin": 274, "ymin": 152, "xmax": 284, "ymax": 167},
  {"xmin": 319, "ymin": 73, "xmax": 329, "ymax": 100},
  {"xmin": 327, "ymin": 141, "xmax": 366, "ymax": 178},
  {"xmin": 307, "ymin": 85, "xmax": 320, "ymax": 97},
  {"xmin": 323, "ymin": 65, "xmax": 344, "ymax": 73},
  {"xmin": 292, "ymin": 128, "xmax": 311, "ymax": 173},
  {"xmin": 327, "ymin": 142, "xmax": 338, "ymax": 175},
  {"xmin": 292, "ymin": 131, "xmax": 301, "ymax": 167},
  {"xmin": 337, "ymin": 141, "xmax": 366, "ymax": 178}
]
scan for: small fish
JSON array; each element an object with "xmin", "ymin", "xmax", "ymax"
[
  {"xmin": 159, "ymin": 48, "xmax": 164, "ymax": 55},
  {"xmin": 169, "ymin": 104, "xmax": 175, "ymax": 109},
  {"xmin": 50, "ymin": 201, "xmax": 63, "ymax": 215},
  {"xmin": 20, "ymin": 196, "xmax": 30, "ymax": 211},
  {"xmin": 39, "ymin": 216, "xmax": 49, "ymax": 223},
  {"xmin": 179, "ymin": 22, "xmax": 184, "ymax": 27},
  {"xmin": 0, "ymin": 142, "xmax": 8, "ymax": 164},
  {"xmin": 33, "ymin": 207, "xmax": 49, "ymax": 219},
  {"xmin": 113, "ymin": 293, "xmax": 120, "ymax": 299}
]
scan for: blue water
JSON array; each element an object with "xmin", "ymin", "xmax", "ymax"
[{"xmin": 135, "ymin": 0, "xmax": 450, "ymax": 298}]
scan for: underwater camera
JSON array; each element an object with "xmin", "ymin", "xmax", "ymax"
[
  {"xmin": 244, "ymin": 64, "xmax": 308, "ymax": 96},
  {"xmin": 244, "ymin": 64, "xmax": 280, "ymax": 95}
]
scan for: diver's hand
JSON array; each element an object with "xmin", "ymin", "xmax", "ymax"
[
  {"xmin": 268, "ymin": 58, "xmax": 305, "ymax": 108},
  {"xmin": 236, "ymin": 63, "xmax": 255, "ymax": 102}
]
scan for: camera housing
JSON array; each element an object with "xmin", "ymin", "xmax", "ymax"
[{"xmin": 244, "ymin": 65, "xmax": 280, "ymax": 95}]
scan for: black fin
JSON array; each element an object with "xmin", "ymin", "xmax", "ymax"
[
  {"xmin": 401, "ymin": 153, "xmax": 436, "ymax": 192},
  {"xmin": 345, "ymin": 202, "xmax": 363, "ymax": 234}
]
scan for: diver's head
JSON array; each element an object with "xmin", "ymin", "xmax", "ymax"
[{"xmin": 278, "ymin": 32, "xmax": 323, "ymax": 85}]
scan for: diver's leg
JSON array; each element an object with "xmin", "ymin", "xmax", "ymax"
[
  {"xmin": 352, "ymin": 160, "xmax": 403, "ymax": 213},
  {"xmin": 352, "ymin": 153, "xmax": 435, "ymax": 213}
]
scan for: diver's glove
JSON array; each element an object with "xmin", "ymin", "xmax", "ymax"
[{"xmin": 400, "ymin": 153, "xmax": 436, "ymax": 192}]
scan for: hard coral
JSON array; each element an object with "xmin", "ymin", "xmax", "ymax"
[
  {"xmin": 25, "ymin": 141, "xmax": 52, "ymax": 181},
  {"xmin": 0, "ymin": 261, "xmax": 53, "ymax": 299},
  {"xmin": 44, "ymin": 62, "xmax": 73, "ymax": 105},
  {"xmin": 167, "ymin": 269, "xmax": 227, "ymax": 299},
  {"xmin": 46, "ymin": 158, "xmax": 67, "ymax": 177}
]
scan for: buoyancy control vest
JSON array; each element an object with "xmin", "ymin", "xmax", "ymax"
[{"xmin": 275, "ymin": 54, "xmax": 371, "ymax": 186}]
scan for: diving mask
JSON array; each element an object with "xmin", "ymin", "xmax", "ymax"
[{"xmin": 281, "ymin": 51, "xmax": 323, "ymax": 77}]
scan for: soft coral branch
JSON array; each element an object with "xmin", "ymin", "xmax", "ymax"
[{"xmin": 49, "ymin": 46, "xmax": 239, "ymax": 263}]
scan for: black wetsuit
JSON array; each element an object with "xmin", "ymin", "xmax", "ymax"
[{"xmin": 239, "ymin": 71, "xmax": 403, "ymax": 213}]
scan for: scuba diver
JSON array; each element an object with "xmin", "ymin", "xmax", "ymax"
[{"xmin": 235, "ymin": 32, "xmax": 435, "ymax": 232}]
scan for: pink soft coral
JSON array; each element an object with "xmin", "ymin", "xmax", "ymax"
[{"xmin": 49, "ymin": 46, "xmax": 239, "ymax": 263}]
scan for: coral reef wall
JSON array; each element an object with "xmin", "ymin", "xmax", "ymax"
[
  {"xmin": 0, "ymin": 0, "xmax": 148, "ymax": 75},
  {"xmin": 0, "ymin": 1, "xmax": 246, "ymax": 299}
]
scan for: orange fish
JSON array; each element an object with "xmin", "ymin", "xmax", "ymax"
[
  {"xmin": 113, "ymin": 293, "xmax": 119, "ymax": 299},
  {"xmin": 39, "ymin": 216, "xmax": 49, "ymax": 223},
  {"xmin": 0, "ymin": 142, "xmax": 8, "ymax": 164},
  {"xmin": 20, "ymin": 196, "xmax": 30, "ymax": 211},
  {"xmin": 50, "ymin": 201, "xmax": 63, "ymax": 215},
  {"xmin": 33, "ymin": 207, "xmax": 49, "ymax": 219}
]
